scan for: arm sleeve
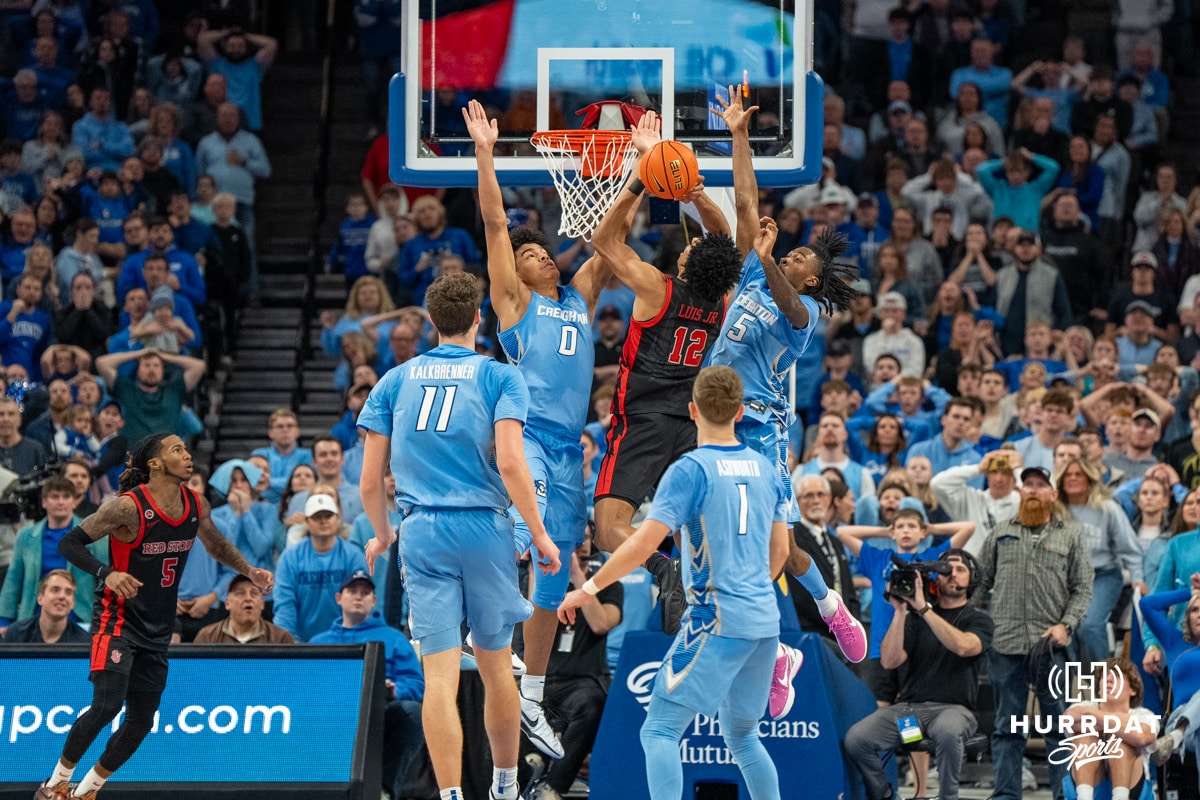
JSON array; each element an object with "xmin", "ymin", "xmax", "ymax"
[
  {"xmin": 1140, "ymin": 587, "xmax": 1191, "ymax": 651},
  {"xmin": 58, "ymin": 527, "xmax": 111, "ymax": 581}
]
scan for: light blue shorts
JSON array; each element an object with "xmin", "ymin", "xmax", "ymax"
[
  {"xmin": 399, "ymin": 507, "xmax": 533, "ymax": 654},
  {"xmin": 511, "ymin": 432, "xmax": 588, "ymax": 609},
  {"xmin": 653, "ymin": 628, "xmax": 778, "ymax": 719},
  {"xmin": 736, "ymin": 414, "xmax": 797, "ymax": 523}
]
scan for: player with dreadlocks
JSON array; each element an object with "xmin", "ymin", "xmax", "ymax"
[
  {"xmin": 704, "ymin": 88, "xmax": 867, "ymax": 722},
  {"xmin": 36, "ymin": 433, "xmax": 273, "ymax": 800},
  {"xmin": 590, "ymin": 110, "xmax": 743, "ymax": 640}
]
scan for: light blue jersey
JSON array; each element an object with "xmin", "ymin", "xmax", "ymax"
[
  {"xmin": 357, "ymin": 345, "xmax": 529, "ymax": 513},
  {"xmin": 705, "ymin": 252, "xmax": 821, "ymax": 426},
  {"xmin": 647, "ymin": 443, "xmax": 787, "ymax": 640},
  {"xmin": 497, "ymin": 286, "xmax": 593, "ymax": 440}
]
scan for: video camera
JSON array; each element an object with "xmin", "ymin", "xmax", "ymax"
[
  {"xmin": 884, "ymin": 555, "xmax": 952, "ymax": 602},
  {"xmin": 0, "ymin": 460, "xmax": 61, "ymax": 524}
]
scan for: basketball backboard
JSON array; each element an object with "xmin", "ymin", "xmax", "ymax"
[{"xmin": 388, "ymin": 0, "xmax": 822, "ymax": 188}]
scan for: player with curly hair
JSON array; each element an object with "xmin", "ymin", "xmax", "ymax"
[
  {"xmin": 36, "ymin": 433, "xmax": 273, "ymax": 800},
  {"xmin": 703, "ymin": 89, "xmax": 867, "ymax": 718},
  {"xmin": 589, "ymin": 119, "xmax": 743, "ymax": 638}
]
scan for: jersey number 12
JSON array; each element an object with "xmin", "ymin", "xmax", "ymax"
[{"xmin": 416, "ymin": 385, "xmax": 457, "ymax": 432}]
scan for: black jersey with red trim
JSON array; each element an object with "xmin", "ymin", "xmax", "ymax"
[
  {"xmin": 613, "ymin": 276, "xmax": 726, "ymax": 417},
  {"xmin": 91, "ymin": 485, "xmax": 201, "ymax": 649}
]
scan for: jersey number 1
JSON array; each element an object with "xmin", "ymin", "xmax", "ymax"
[
  {"xmin": 416, "ymin": 385, "xmax": 458, "ymax": 432},
  {"xmin": 737, "ymin": 483, "xmax": 749, "ymax": 535}
]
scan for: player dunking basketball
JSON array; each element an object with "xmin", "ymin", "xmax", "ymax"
[
  {"xmin": 37, "ymin": 434, "xmax": 273, "ymax": 800},
  {"xmin": 462, "ymin": 100, "xmax": 662, "ymax": 759},
  {"xmin": 704, "ymin": 89, "xmax": 868, "ymax": 710},
  {"xmin": 559, "ymin": 366, "xmax": 790, "ymax": 800},
  {"xmin": 589, "ymin": 112, "xmax": 741, "ymax": 636}
]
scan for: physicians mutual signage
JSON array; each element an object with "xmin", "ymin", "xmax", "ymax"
[{"xmin": 591, "ymin": 631, "xmax": 878, "ymax": 799}]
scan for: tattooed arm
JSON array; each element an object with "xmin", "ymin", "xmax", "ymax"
[
  {"xmin": 196, "ymin": 496, "xmax": 275, "ymax": 592},
  {"xmin": 61, "ymin": 496, "xmax": 141, "ymax": 597}
]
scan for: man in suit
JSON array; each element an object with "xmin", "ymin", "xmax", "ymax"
[{"xmin": 787, "ymin": 475, "xmax": 861, "ymax": 657}]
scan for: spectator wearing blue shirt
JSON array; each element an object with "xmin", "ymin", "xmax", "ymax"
[
  {"xmin": 0, "ymin": 142, "xmax": 37, "ymax": 213},
  {"xmin": 949, "ymin": 39, "xmax": 1014, "ymax": 128},
  {"xmin": 1122, "ymin": 43, "xmax": 1170, "ymax": 109},
  {"xmin": 167, "ymin": 192, "xmax": 222, "ymax": 265},
  {"xmin": 1117, "ymin": 301, "xmax": 1164, "ymax": 366},
  {"xmin": 0, "ymin": 71, "xmax": 48, "ymax": 144},
  {"xmin": 197, "ymin": 28, "xmax": 278, "ymax": 132},
  {"xmin": 114, "ymin": 254, "xmax": 203, "ymax": 353},
  {"xmin": 145, "ymin": 105, "xmax": 197, "ymax": 194},
  {"xmin": 0, "ymin": 273, "xmax": 53, "ymax": 380},
  {"xmin": 976, "ymin": 150, "xmax": 1061, "ymax": 232},
  {"xmin": 251, "ymin": 409, "xmax": 314, "ymax": 503},
  {"xmin": 208, "ymin": 459, "xmax": 279, "ymax": 593},
  {"xmin": 327, "ymin": 193, "xmax": 378, "ymax": 290},
  {"xmin": 195, "ymin": 103, "xmax": 271, "ymax": 302},
  {"xmin": 272, "ymin": 494, "xmax": 369, "ymax": 643},
  {"xmin": 79, "ymin": 173, "xmax": 136, "ymax": 247},
  {"xmin": 71, "ymin": 87, "xmax": 133, "ymax": 172},
  {"xmin": 856, "ymin": 376, "xmax": 948, "ymax": 446},
  {"xmin": 0, "ymin": 477, "xmax": 90, "ymax": 629},
  {"xmin": 1116, "ymin": 76, "xmax": 1161, "ymax": 157},
  {"xmin": 29, "ymin": 37, "xmax": 75, "ymax": 109},
  {"xmin": 907, "ymin": 398, "xmax": 983, "ymax": 475},
  {"xmin": 116, "ymin": 219, "xmax": 207, "ymax": 309},
  {"xmin": 842, "ymin": 193, "xmax": 889, "ymax": 277},
  {"xmin": 397, "ymin": 196, "xmax": 481, "ymax": 306},
  {"xmin": 175, "ymin": 528, "xmax": 235, "ymax": 642},
  {"xmin": 310, "ymin": 570, "xmax": 425, "ymax": 796}
]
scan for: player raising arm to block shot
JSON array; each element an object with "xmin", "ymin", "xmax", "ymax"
[
  {"xmin": 560, "ymin": 366, "xmax": 791, "ymax": 800},
  {"xmin": 37, "ymin": 434, "xmax": 274, "ymax": 800},
  {"xmin": 359, "ymin": 272, "xmax": 561, "ymax": 800},
  {"xmin": 462, "ymin": 99, "xmax": 655, "ymax": 759},
  {"xmin": 590, "ymin": 127, "xmax": 742, "ymax": 636},
  {"xmin": 703, "ymin": 88, "xmax": 867, "ymax": 707}
]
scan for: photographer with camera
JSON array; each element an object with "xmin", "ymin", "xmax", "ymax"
[
  {"xmin": 0, "ymin": 397, "xmax": 49, "ymax": 586},
  {"xmin": 837, "ymin": 509, "xmax": 976, "ymax": 705},
  {"xmin": 843, "ymin": 550, "xmax": 994, "ymax": 800}
]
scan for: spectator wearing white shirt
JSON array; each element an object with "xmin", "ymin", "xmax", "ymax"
[{"xmin": 862, "ymin": 292, "xmax": 926, "ymax": 378}]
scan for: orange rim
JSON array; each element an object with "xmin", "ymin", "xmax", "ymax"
[{"xmin": 532, "ymin": 130, "xmax": 634, "ymax": 178}]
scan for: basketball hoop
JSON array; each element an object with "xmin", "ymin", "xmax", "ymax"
[{"xmin": 531, "ymin": 129, "xmax": 638, "ymax": 241}]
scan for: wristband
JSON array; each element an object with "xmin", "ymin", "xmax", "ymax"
[
  {"xmin": 582, "ymin": 577, "xmax": 601, "ymax": 596},
  {"xmin": 627, "ymin": 178, "xmax": 645, "ymax": 196}
]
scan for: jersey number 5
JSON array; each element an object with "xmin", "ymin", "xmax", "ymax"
[
  {"xmin": 416, "ymin": 385, "xmax": 458, "ymax": 432},
  {"xmin": 668, "ymin": 327, "xmax": 708, "ymax": 367},
  {"xmin": 726, "ymin": 312, "xmax": 755, "ymax": 342},
  {"xmin": 161, "ymin": 557, "xmax": 178, "ymax": 587}
]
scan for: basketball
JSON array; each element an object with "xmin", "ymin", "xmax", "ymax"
[{"xmin": 640, "ymin": 140, "xmax": 699, "ymax": 200}]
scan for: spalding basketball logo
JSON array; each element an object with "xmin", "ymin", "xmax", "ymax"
[
  {"xmin": 667, "ymin": 159, "xmax": 685, "ymax": 190},
  {"xmin": 626, "ymin": 660, "xmax": 662, "ymax": 711},
  {"xmin": 144, "ymin": 509, "xmax": 154, "ymax": 520},
  {"xmin": 111, "ymin": 649, "xmax": 122, "ymax": 664}
]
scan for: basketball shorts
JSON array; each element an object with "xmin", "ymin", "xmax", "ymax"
[
  {"xmin": 595, "ymin": 412, "xmax": 695, "ymax": 509},
  {"xmin": 89, "ymin": 635, "xmax": 169, "ymax": 691},
  {"xmin": 653, "ymin": 627, "xmax": 778, "ymax": 719},
  {"xmin": 736, "ymin": 413, "xmax": 798, "ymax": 523},
  {"xmin": 511, "ymin": 431, "xmax": 588, "ymax": 610},
  {"xmin": 399, "ymin": 507, "xmax": 533, "ymax": 655}
]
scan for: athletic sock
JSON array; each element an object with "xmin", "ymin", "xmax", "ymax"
[
  {"xmin": 49, "ymin": 760, "xmax": 75, "ymax": 787},
  {"xmin": 521, "ymin": 674, "xmax": 546, "ymax": 704},
  {"xmin": 73, "ymin": 769, "xmax": 108, "ymax": 796},
  {"xmin": 1075, "ymin": 784, "xmax": 1094, "ymax": 800},
  {"xmin": 1111, "ymin": 787, "xmax": 1130, "ymax": 800},
  {"xmin": 492, "ymin": 766, "xmax": 519, "ymax": 799},
  {"xmin": 439, "ymin": 789, "xmax": 464, "ymax": 800},
  {"xmin": 796, "ymin": 560, "xmax": 836, "ymax": 614}
]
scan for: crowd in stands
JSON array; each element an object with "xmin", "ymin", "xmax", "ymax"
[{"xmin": 7, "ymin": 0, "xmax": 1200, "ymax": 799}]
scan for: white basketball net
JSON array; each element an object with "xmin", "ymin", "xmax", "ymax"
[{"xmin": 531, "ymin": 131, "xmax": 638, "ymax": 242}]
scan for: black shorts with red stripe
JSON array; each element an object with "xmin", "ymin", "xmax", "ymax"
[
  {"xmin": 90, "ymin": 635, "xmax": 169, "ymax": 691},
  {"xmin": 594, "ymin": 412, "xmax": 696, "ymax": 509}
]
